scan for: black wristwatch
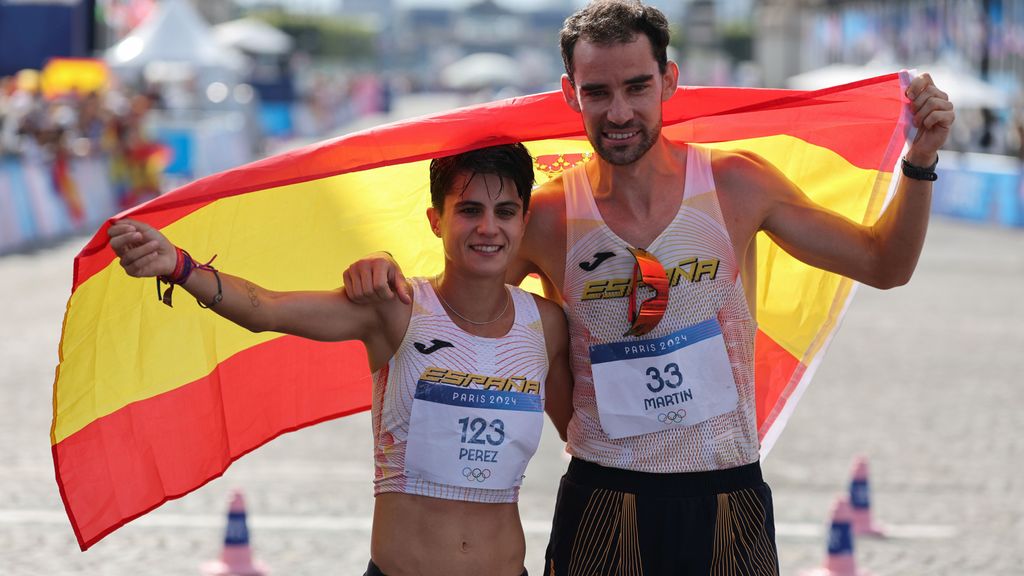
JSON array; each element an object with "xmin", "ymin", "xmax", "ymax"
[{"xmin": 901, "ymin": 155, "xmax": 938, "ymax": 181}]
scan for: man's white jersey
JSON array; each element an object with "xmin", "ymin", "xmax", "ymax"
[
  {"xmin": 372, "ymin": 277, "xmax": 549, "ymax": 503},
  {"xmin": 561, "ymin": 144, "xmax": 760, "ymax": 472}
]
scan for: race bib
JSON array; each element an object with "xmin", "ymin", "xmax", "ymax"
[
  {"xmin": 405, "ymin": 380, "xmax": 544, "ymax": 490},
  {"xmin": 590, "ymin": 318, "xmax": 738, "ymax": 440}
]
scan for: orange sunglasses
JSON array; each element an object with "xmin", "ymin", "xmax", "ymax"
[{"xmin": 624, "ymin": 247, "xmax": 669, "ymax": 337}]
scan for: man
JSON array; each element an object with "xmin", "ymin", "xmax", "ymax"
[
  {"xmin": 109, "ymin": 144, "xmax": 573, "ymax": 576},
  {"xmin": 344, "ymin": 1, "xmax": 954, "ymax": 573}
]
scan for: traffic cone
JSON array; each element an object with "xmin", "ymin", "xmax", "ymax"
[
  {"xmin": 849, "ymin": 456, "xmax": 887, "ymax": 537},
  {"xmin": 800, "ymin": 496, "xmax": 871, "ymax": 576},
  {"xmin": 201, "ymin": 490, "xmax": 270, "ymax": 576}
]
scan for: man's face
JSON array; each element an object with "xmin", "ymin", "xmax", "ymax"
[
  {"xmin": 427, "ymin": 172, "xmax": 527, "ymax": 279},
  {"xmin": 561, "ymin": 35, "xmax": 677, "ymax": 166}
]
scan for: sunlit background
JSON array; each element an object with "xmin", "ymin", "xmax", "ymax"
[
  {"xmin": 1, "ymin": 2, "xmax": 1023, "ymax": 575},
  {"xmin": 1, "ymin": 0, "xmax": 1021, "ymax": 235}
]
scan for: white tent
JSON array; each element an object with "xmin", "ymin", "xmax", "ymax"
[
  {"xmin": 787, "ymin": 63, "xmax": 1009, "ymax": 109},
  {"xmin": 441, "ymin": 52, "xmax": 523, "ymax": 90},
  {"xmin": 214, "ymin": 18, "xmax": 294, "ymax": 56},
  {"xmin": 787, "ymin": 63, "xmax": 893, "ymax": 91},
  {"xmin": 105, "ymin": 0, "xmax": 246, "ymax": 84},
  {"xmin": 913, "ymin": 63, "xmax": 1010, "ymax": 109}
]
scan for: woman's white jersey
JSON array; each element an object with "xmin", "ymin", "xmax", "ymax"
[
  {"xmin": 372, "ymin": 277, "xmax": 549, "ymax": 503},
  {"xmin": 561, "ymin": 144, "xmax": 760, "ymax": 473}
]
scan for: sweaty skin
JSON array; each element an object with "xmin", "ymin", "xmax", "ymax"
[{"xmin": 372, "ymin": 495, "xmax": 525, "ymax": 576}]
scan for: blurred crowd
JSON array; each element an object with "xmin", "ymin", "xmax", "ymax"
[
  {"xmin": 947, "ymin": 106, "xmax": 1024, "ymax": 162},
  {"xmin": 0, "ymin": 70, "xmax": 167, "ymax": 219}
]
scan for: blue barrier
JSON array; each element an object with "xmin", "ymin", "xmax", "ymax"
[
  {"xmin": 0, "ymin": 156, "xmax": 39, "ymax": 245},
  {"xmin": 0, "ymin": 155, "xmax": 117, "ymax": 254},
  {"xmin": 36, "ymin": 162, "xmax": 73, "ymax": 236},
  {"xmin": 259, "ymin": 102, "xmax": 294, "ymax": 138},
  {"xmin": 157, "ymin": 129, "xmax": 194, "ymax": 178},
  {"xmin": 73, "ymin": 157, "xmax": 118, "ymax": 224},
  {"xmin": 151, "ymin": 111, "xmax": 252, "ymax": 180},
  {"xmin": 933, "ymin": 152, "xmax": 1024, "ymax": 228}
]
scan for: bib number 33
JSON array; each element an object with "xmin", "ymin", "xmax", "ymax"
[
  {"xmin": 590, "ymin": 318, "xmax": 739, "ymax": 439},
  {"xmin": 645, "ymin": 363, "xmax": 683, "ymax": 393}
]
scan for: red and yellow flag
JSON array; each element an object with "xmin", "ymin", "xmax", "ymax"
[{"xmin": 53, "ymin": 73, "xmax": 912, "ymax": 549}]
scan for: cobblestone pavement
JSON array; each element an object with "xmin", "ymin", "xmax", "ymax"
[{"xmin": 1, "ymin": 217, "xmax": 1022, "ymax": 575}]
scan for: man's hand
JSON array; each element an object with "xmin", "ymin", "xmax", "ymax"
[
  {"xmin": 342, "ymin": 251, "xmax": 412, "ymax": 305},
  {"xmin": 905, "ymin": 72, "xmax": 955, "ymax": 166},
  {"xmin": 108, "ymin": 219, "xmax": 177, "ymax": 278}
]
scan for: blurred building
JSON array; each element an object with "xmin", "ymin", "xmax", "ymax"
[
  {"xmin": 756, "ymin": 0, "xmax": 1024, "ymax": 91},
  {"xmin": 755, "ymin": 0, "xmax": 805, "ymax": 88},
  {"xmin": 0, "ymin": 0, "xmax": 97, "ymax": 76},
  {"xmin": 341, "ymin": 0, "xmax": 394, "ymax": 25},
  {"xmin": 391, "ymin": 0, "xmax": 571, "ymax": 91},
  {"xmin": 754, "ymin": 0, "xmax": 1024, "ymax": 157},
  {"xmin": 677, "ymin": 0, "xmax": 758, "ymax": 86}
]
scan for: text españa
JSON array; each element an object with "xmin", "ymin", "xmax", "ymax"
[{"xmin": 419, "ymin": 367, "xmax": 541, "ymax": 395}]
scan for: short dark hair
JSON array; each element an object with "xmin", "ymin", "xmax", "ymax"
[
  {"xmin": 560, "ymin": 0, "xmax": 670, "ymax": 85},
  {"xmin": 429, "ymin": 143, "xmax": 534, "ymax": 213}
]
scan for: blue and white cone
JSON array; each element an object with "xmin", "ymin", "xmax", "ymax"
[{"xmin": 201, "ymin": 489, "xmax": 269, "ymax": 576}]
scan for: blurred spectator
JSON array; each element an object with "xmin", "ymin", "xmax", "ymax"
[
  {"xmin": 0, "ymin": 75, "xmax": 15, "ymax": 153},
  {"xmin": 976, "ymin": 108, "xmax": 1006, "ymax": 155},
  {"xmin": 73, "ymin": 91, "xmax": 111, "ymax": 156},
  {"xmin": 108, "ymin": 91, "xmax": 168, "ymax": 209},
  {"xmin": 1, "ymin": 70, "xmax": 45, "ymax": 157},
  {"xmin": 0, "ymin": 71, "xmax": 168, "ymax": 217}
]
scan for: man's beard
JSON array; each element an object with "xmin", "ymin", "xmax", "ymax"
[{"xmin": 592, "ymin": 120, "xmax": 661, "ymax": 166}]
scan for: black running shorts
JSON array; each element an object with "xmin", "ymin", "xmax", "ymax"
[{"xmin": 543, "ymin": 458, "xmax": 778, "ymax": 576}]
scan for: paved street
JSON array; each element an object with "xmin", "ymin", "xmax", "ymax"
[{"xmin": 1, "ymin": 216, "xmax": 1022, "ymax": 575}]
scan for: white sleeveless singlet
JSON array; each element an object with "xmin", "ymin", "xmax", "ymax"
[
  {"xmin": 372, "ymin": 277, "xmax": 549, "ymax": 503},
  {"xmin": 561, "ymin": 144, "xmax": 759, "ymax": 472}
]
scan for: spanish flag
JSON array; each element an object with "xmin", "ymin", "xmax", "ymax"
[{"xmin": 53, "ymin": 73, "xmax": 912, "ymax": 549}]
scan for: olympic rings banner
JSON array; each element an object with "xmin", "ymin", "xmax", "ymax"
[{"xmin": 52, "ymin": 73, "xmax": 912, "ymax": 549}]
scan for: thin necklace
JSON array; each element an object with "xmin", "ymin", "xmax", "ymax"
[{"xmin": 432, "ymin": 278, "xmax": 511, "ymax": 325}]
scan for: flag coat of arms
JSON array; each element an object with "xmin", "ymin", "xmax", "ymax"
[{"xmin": 52, "ymin": 73, "xmax": 912, "ymax": 549}]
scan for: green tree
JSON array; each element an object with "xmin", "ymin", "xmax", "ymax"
[{"xmin": 254, "ymin": 11, "xmax": 377, "ymax": 63}]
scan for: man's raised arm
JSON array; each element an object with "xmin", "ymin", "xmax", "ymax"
[{"xmin": 721, "ymin": 73, "xmax": 954, "ymax": 289}]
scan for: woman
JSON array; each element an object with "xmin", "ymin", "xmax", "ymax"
[{"xmin": 109, "ymin": 143, "xmax": 573, "ymax": 576}]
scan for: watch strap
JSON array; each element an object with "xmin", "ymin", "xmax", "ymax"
[{"xmin": 901, "ymin": 155, "xmax": 938, "ymax": 181}]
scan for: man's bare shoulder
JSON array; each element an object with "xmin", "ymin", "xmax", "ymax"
[
  {"xmin": 530, "ymin": 176, "xmax": 567, "ymax": 219},
  {"xmin": 511, "ymin": 176, "xmax": 568, "ymax": 287},
  {"xmin": 530, "ymin": 291, "xmax": 565, "ymax": 317},
  {"xmin": 710, "ymin": 148, "xmax": 779, "ymax": 190},
  {"xmin": 524, "ymin": 176, "xmax": 567, "ymax": 246},
  {"xmin": 710, "ymin": 148, "xmax": 792, "ymax": 213}
]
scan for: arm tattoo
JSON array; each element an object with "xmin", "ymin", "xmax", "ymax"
[{"xmin": 245, "ymin": 282, "xmax": 261, "ymax": 308}]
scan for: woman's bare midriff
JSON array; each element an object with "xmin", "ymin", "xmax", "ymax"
[{"xmin": 370, "ymin": 493, "xmax": 526, "ymax": 576}]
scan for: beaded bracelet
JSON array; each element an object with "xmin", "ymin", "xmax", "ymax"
[
  {"xmin": 196, "ymin": 266, "xmax": 223, "ymax": 309},
  {"xmin": 156, "ymin": 248, "xmax": 221, "ymax": 308}
]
